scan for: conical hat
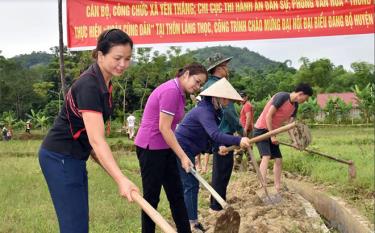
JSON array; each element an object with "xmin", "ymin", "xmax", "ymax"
[{"xmin": 199, "ymin": 78, "xmax": 243, "ymax": 101}]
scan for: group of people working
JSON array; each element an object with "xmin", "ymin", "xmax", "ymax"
[{"xmin": 38, "ymin": 29, "xmax": 313, "ymax": 233}]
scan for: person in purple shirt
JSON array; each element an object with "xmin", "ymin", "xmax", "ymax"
[
  {"xmin": 134, "ymin": 63, "xmax": 208, "ymax": 233},
  {"xmin": 175, "ymin": 78, "xmax": 251, "ymax": 232}
]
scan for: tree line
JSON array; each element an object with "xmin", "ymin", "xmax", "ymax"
[{"xmin": 0, "ymin": 46, "xmax": 374, "ymax": 132}]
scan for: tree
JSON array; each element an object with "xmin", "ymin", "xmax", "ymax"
[
  {"xmin": 351, "ymin": 62, "xmax": 375, "ymax": 89},
  {"xmin": 324, "ymin": 98, "xmax": 352, "ymax": 124},
  {"xmin": 33, "ymin": 82, "xmax": 55, "ymax": 98},
  {"xmin": 1, "ymin": 111, "xmax": 16, "ymax": 131},
  {"xmin": 26, "ymin": 109, "xmax": 50, "ymax": 132},
  {"xmin": 298, "ymin": 97, "xmax": 320, "ymax": 123},
  {"xmin": 295, "ymin": 58, "xmax": 334, "ymax": 93},
  {"xmin": 252, "ymin": 96, "xmax": 271, "ymax": 120},
  {"xmin": 0, "ymin": 57, "xmax": 44, "ymax": 118},
  {"xmin": 353, "ymin": 84, "xmax": 375, "ymax": 123},
  {"xmin": 113, "ymin": 76, "xmax": 129, "ymax": 126}
]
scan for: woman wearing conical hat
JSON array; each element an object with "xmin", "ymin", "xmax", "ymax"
[
  {"xmin": 202, "ymin": 53, "xmax": 243, "ymax": 213},
  {"xmin": 175, "ymin": 78, "xmax": 251, "ymax": 231}
]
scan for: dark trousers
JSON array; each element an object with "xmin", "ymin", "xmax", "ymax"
[
  {"xmin": 39, "ymin": 148, "xmax": 89, "ymax": 233},
  {"xmin": 136, "ymin": 146, "xmax": 191, "ymax": 233},
  {"xmin": 210, "ymin": 145, "xmax": 234, "ymax": 211}
]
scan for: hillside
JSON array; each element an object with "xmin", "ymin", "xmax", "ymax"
[
  {"xmin": 8, "ymin": 46, "xmax": 282, "ymax": 73},
  {"xmin": 187, "ymin": 45, "xmax": 284, "ymax": 73},
  {"xmin": 11, "ymin": 51, "xmax": 54, "ymax": 68}
]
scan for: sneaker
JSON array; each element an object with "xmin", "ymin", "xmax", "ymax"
[{"xmin": 192, "ymin": 223, "xmax": 206, "ymax": 232}]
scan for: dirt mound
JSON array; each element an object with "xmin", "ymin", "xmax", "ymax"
[
  {"xmin": 13, "ymin": 133, "xmax": 45, "ymax": 140},
  {"xmin": 198, "ymin": 172, "xmax": 328, "ymax": 233}
]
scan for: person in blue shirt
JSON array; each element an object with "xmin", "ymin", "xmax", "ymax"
[
  {"xmin": 202, "ymin": 53, "xmax": 243, "ymax": 213},
  {"xmin": 175, "ymin": 78, "xmax": 251, "ymax": 232}
]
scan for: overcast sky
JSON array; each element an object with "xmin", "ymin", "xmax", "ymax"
[{"xmin": 0, "ymin": 0, "xmax": 374, "ymax": 70}]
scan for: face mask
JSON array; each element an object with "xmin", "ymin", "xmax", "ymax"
[
  {"xmin": 218, "ymin": 101, "xmax": 224, "ymax": 110},
  {"xmin": 212, "ymin": 97, "xmax": 223, "ymax": 110}
]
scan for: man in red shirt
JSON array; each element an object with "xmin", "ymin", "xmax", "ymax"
[
  {"xmin": 239, "ymin": 92, "xmax": 254, "ymax": 137},
  {"xmin": 234, "ymin": 92, "xmax": 254, "ymax": 171},
  {"xmin": 253, "ymin": 83, "xmax": 313, "ymax": 192}
]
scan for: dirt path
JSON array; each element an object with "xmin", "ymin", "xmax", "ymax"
[{"xmin": 197, "ymin": 171, "xmax": 329, "ymax": 233}]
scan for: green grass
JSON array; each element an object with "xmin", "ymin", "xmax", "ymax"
[
  {"xmin": 0, "ymin": 137, "xmax": 134, "ymax": 157},
  {"xmin": 0, "ymin": 126, "xmax": 373, "ymax": 232},
  {"xmin": 0, "ymin": 152, "xmax": 172, "ymax": 233},
  {"xmin": 0, "ymin": 140, "xmax": 41, "ymax": 157},
  {"xmin": 278, "ymin": 126, "xmax": 374, "ymax": 222},
  {"xmin": 280, "ymin": 127, "xmax": 374, "ymax": 190}
]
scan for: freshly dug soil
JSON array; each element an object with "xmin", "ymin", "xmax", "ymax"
[{"xmin": 197, "ymin": 171, "xmax": 329, "ymax": 233}]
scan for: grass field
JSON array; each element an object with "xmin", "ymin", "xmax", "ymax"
[
  {"xmin": 279, "ymin": 126, "xmax": 374, "ymax": 222},
  {"xmin": 0, "ymin": 126, "xmax": 373, "ymax": 232}
]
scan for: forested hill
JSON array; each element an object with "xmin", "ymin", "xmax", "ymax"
[
  {"xmin": 188, "ymin": 45, "xmax": 283, "ymax": 73},
  {"xmin": 9, "ymin": 46, "xmax": 281, "ymax": 72},
  {"xmin": 11, "ymin": 52, "xmax": 54, "ymax": 69}
]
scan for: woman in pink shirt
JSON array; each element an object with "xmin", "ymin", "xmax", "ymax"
[{"xmin": 134, "ymin": 63, "xmax": 208, "ymax": 233}]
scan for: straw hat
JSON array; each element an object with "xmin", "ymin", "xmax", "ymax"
[
  {"xmin": 199, "ymin": 78, "xmax": 243, "ymax": 101},
  {"xmin": 203, "ymin": 53, "xmax": 232, "ymax": 72}
]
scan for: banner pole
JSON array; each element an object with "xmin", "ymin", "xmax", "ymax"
[{"xmin": 58, "ymin": 0, "xmax": 67, "ymax": 100}]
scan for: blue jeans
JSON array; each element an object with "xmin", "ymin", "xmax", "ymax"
[
  {"xmin": 39, "ymin": 148, "xmax": 89, "ymax": 233},
  {"xmin": 177, "ymin": 152, "xmax": 200, "ymax": 222}
]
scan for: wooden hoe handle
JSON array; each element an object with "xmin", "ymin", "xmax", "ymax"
[
  {"xmin": 279, "ymin": 142, "xmax": 353, "ymax": 165},
  {"xmin": 227, "ymin": 122, "xmax": 298, "ymax": 152},
  {"xmin": 190, "ymin": 168, "xmax": 228, "ymax": 209},
  {"xmin": 131, "ymin": 191, "xmax": 177, "ymax": 233},
  {"xmin": 247, "ymin": 147, "xmax": 271, "ymax": 200}
]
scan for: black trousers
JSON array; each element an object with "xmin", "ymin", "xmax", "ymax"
[
  {"xmin": 210, "ymin": 145, "xmax": 234, "ymax": 211},
  {"xmin": 136, "ymin": 146, "xmax": 191, "ymax": 233}
]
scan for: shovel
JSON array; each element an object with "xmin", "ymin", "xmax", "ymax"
[
  {"xmin": 190, "ymin": 168, "xmax": 241, "ymax": 233},
  {"xmin": 246, "ymin": 146, "xmax": 282, "ymax": 204},
  {"xmin": 131, "ymin": 191, "xmax": 177, "ymax": 233},
  {"xmin": 227, "ymin": 122, "xmax": 311, "ymax": 204}
]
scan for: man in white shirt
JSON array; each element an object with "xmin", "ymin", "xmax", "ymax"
[{"xmin": 126, "ymin": 113, "xmax": 136, "ymax": 139}]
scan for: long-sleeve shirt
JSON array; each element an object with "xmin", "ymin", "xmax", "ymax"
[
  {"xmin": 175, "ymin": 98, "xmax": 241, "ymax": 156},
  {"xmin": 219, "ymin": 102, "xmax": 243, "ymax": 134},
  {"xmin": 202, "ymin": 75, "xmax": 243, "ymax": 135},
  {"xmin": 202, "ymin": 75, "xmax": 220, "ymax": 91}
]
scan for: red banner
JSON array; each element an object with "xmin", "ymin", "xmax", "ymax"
[{"xmin": 67, "ymin": 0, "xmax": 375, "ymax": 49}]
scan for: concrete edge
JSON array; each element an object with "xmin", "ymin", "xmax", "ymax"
[{"xmin": 284, "ymin": 178, "xmax": 374, "ymax": 233}]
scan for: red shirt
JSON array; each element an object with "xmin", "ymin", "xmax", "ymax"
[
  {"xmin": 255, "ymin": 92, "xmax": 298, "ymax": 130},
  {"xmin": 240, "ymin": 101, "xmax": 254, "ymax": 131}
]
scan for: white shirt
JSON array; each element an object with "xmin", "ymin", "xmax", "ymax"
[{"xmin": 127, "ymin": 115, "xmax": 136, "ymax": 127}]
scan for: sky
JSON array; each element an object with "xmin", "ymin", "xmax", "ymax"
[{"xmin": 0, "ymin": 0, "xmax": 374, "ymax": 70}]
